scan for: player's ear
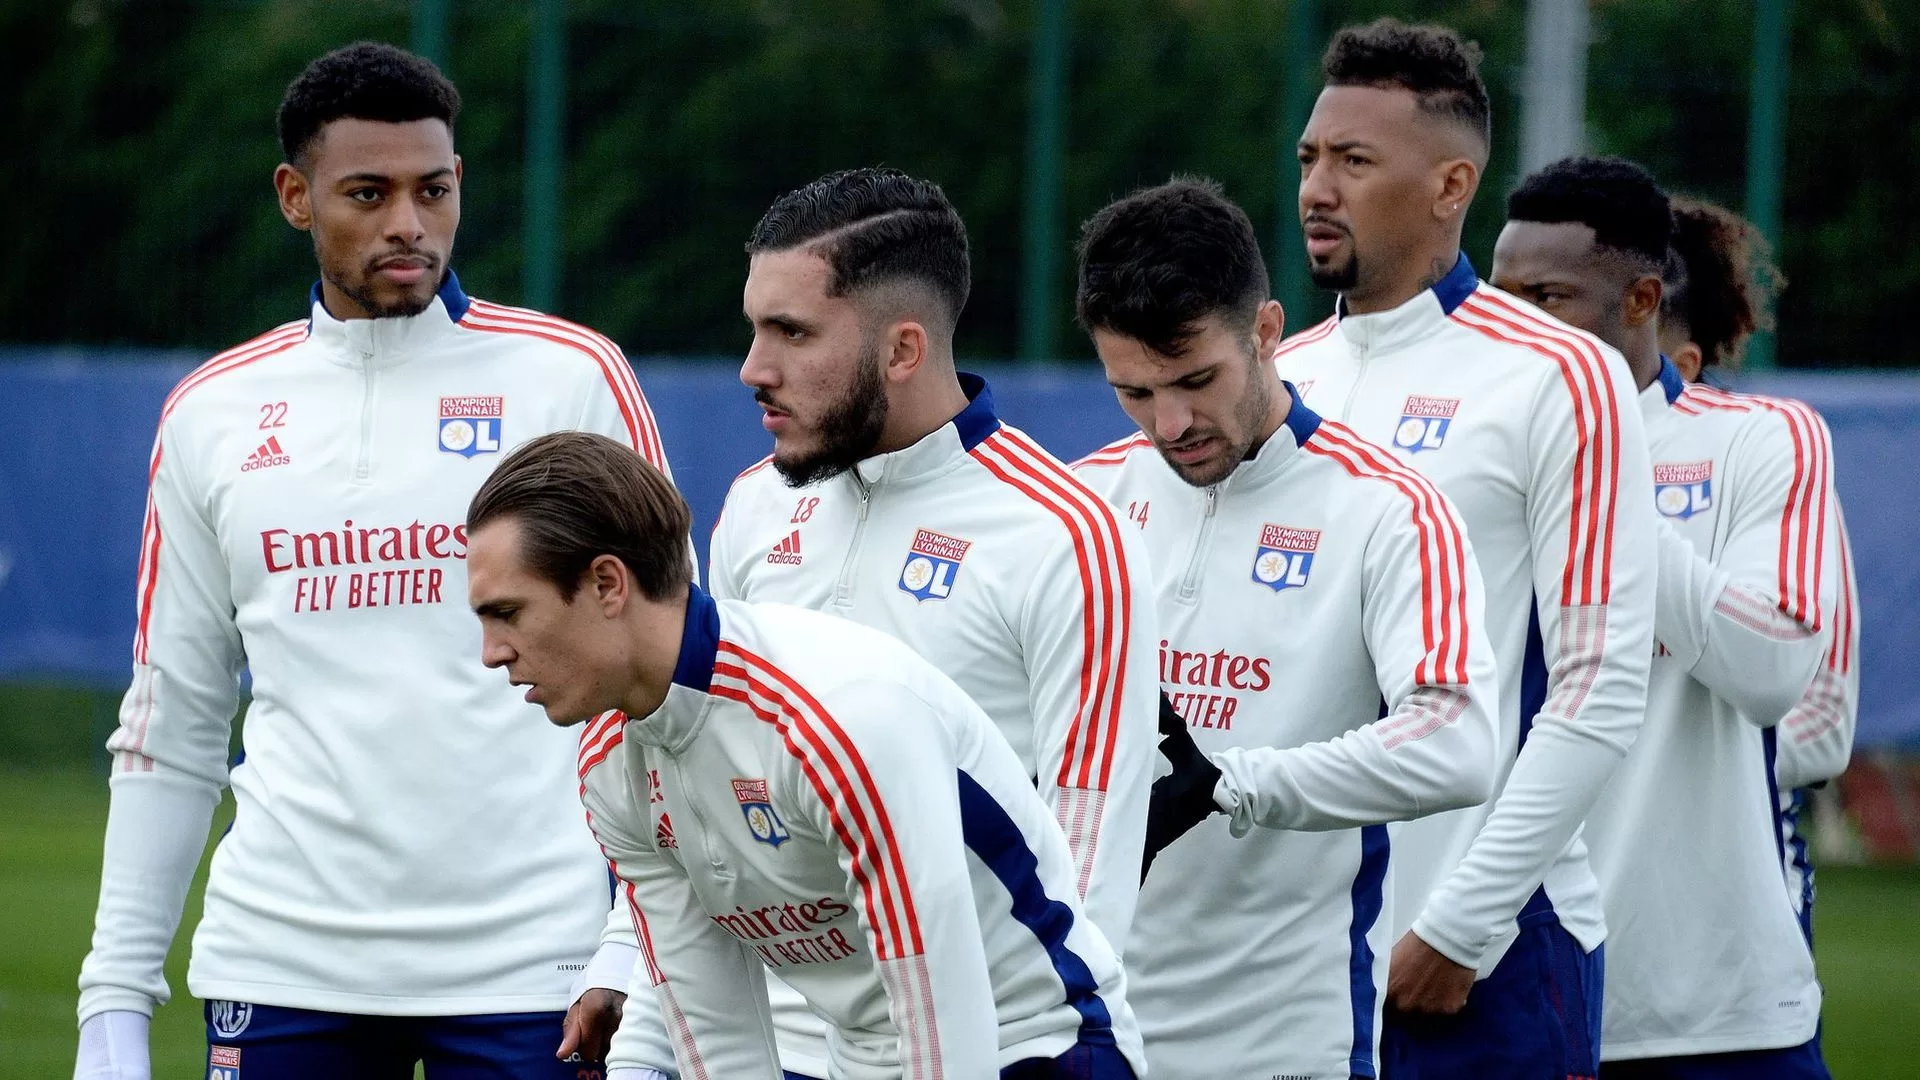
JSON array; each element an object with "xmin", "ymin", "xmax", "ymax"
[
  {"xmin": 1433, "ymin": 157, "xmax": 1479, "ymax": 223},
  {"xmin": 1624, "ymin": 274, "xmax": 1664, "ymax": 328},
  {"xmin": 1254, "ymin": 299, "xmax": 1286, "ymax": 359},
  {"xmin": 275, "ymin": 163, "xmax": 313, "ymax": 232},
  {"xmin": 586, "ymin": 554, "xmax": 627, "ymax": 616},
  {"xmin": 884, "ymin": 319, "xmax": 929, "ymax": 383},
  {"xmin": 1671, "ymin": 341, "xmax": 1705, "ymax": 383}
]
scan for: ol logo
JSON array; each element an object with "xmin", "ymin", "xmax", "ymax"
[
  {"xmin": 1653, "ymin": 461, "xmax": 1714, "ymax": 520},
  {"xmin": 732, "ymin": 778, "xmax": 789, "ymax": 848},
  {"xmin": 898, "ymin": 528, "xmax": 973, "ymax": 603},
  {"xmin": 438, "ymin": 395, "xmax": 504, "ymax": 458},
  {"xmin": 209, "ymin": 1000, "xmax": 253, "ymax": 1039},
  {"xmin": 1252, "ymin": 524, "xmax": 1319, "ymax": 592},
  {"xmin": 209, "ymin": 1045, "xmax": 242, "ymax": 1080},
  {"xmin": 1393, "ymin": 395, "xmax": 1460, "ymax": 454}
]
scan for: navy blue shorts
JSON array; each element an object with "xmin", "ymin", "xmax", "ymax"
[
  {"xmin": 204, "ymin": 1000, "xmax": 601, "ymax": 1079},
  {"xmin": 1599, "ymin": 1032, "xmax": 1830, "ymax": 1080},
  {"xmin": 783, "ymin": 1041, "xmax": 1134, "ymax": 1080},
  {"xmin": 1381, "ymin": 899, "xmax": 1603, "ymax": 1080}
]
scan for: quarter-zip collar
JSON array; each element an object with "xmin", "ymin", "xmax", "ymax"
[
  {"xmin": 306, "ymin": 270, "xmax": 471, "ymax": 371},
  {"xmin": 1333, "ymin": 252, "xmax": 1480, "ymax": 357},
  {"xmin": 850, "ymin": 372, "xmax": 1002, "ymax": 489},
  {"xmin": 628, "ymin": 584, "xmax": 722, "ymax": 751},
  {"xmin": 1640, "ymin": 355, "xmax": 1684, "ymax": 425}
]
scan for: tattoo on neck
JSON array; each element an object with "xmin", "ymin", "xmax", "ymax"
[{"xmin": 1414, "ymin": 257, "xmax": 1453, "ymax": 293}]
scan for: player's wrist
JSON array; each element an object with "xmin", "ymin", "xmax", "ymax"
[
  {"xmin": 75, "ymin": 1010, "xmax": 151, "ymax": 1080},
  {"xmin": 1406, "ymin": 914, "xmax": 1484, "ymax": 972}
]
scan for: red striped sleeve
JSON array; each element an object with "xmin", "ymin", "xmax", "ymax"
[
  {"xmin": 1833, "ymin": 518, "xmax": 1855, "ymax": 674},
  {"xmin": 1305, "ymin": 421, "xmax": 1473, "ymax": 686},
  {"xmin": 1272, "ymin": 314, "xmax": 1338, "ymax": 358},
  {"xmin": 132, "ymin": 322, "xmax": 309, "ymax": 667},
  {"xmin": 1450, "ymin": 292, "xmax": 1625, "ymax": 606},
  {"xmin": 1672, "ymin": 386, "xmax": 1832, "ymax": 633},
  {"xmin": 968, "ymin": 429, "xmax": 1132, "ymax": 792},
  {"xmin": 577, "ymin": 710, "xmax": 628, "ymax": 782},
  {"xmin": 459, "ymin": 300, "xmax": 669, "ymax": 468},
  {"xmin": 711, "ymin": 642, "xmax": 927, "ymax": 960},
  {"xmin": 1069, "ymin": 433, "xmax": 1151, "ymax": 470}
]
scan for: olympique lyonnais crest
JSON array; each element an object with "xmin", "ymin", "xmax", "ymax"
[
  {"xmin": 733, "ymin": 777, "xmax": 790, "ymax": 848},
  {"xmin": 1252, "ymin": 524, "xmax": 1319, "ymax": 592},
  {"xmin": 209, "ymin": 1046, "xmax": 242, "ymax": 1080},
  {"xmin": 1393, "ymin": 395, "xmax": 1459, "ymax": 454},
  {"xmin": 438, "ymin": 395, "xmax": 504, "ymax": 458},
  {"xmin": 1654, "ymin": 461, "xmax": 1714, "ymax": 520},
  {"xmin": 898, "ymin": 528, "xmax": 973, "ymax": 603},
  {"xmin": 1244, "ymin": 522, "xmax": 1320, "ymax": 588}
]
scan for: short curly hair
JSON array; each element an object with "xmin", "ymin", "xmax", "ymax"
[
  {"xmin": 1075, "ymin": 177, "xmax": 1268, "ymax": 359},
  {"xmin": 1662, "ymin": 197, "xmax": 1785, "ymax": 370},
  {"xmin": 746, "ymin": 167, "xmax": 971, "ymax": 330},
  {"xmin": 278, "ymin": 42, "xmax": 461, "ymax": 169},
  {"xmin": 1323, "ymin": 18, "xmax": 1491, "ymax": 147},
  {"xmin": 1507, "ymin": 156, "xmax": 1673, "ymax": 271}
]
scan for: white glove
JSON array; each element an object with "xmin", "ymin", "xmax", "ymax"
[
  {"xmin": 607, "ymin": 1072, "xmax": 672, "ymax": 1080},
  {"xmin": 74, "ymin": 1010, "xmax": 151, "ymax": 1080}
]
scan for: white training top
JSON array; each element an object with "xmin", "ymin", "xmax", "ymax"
[
  {"xmin": 78, "ymin": 275, "xmax": 671, "ymax": 1020},
  {"xmin": 708, "ymin": 375, "xmax": 1158, "ymax": 1076},
  {"xmin": 1584, "ymin": 361, "xmax": 1842, "ymax": 1059},
  {"xmin": 1275, "ymin": 255, "xmax": 1658, "ymax": 975},
  {"xmin": 585, "ymin": 591, "xmax": 1143, "ymax": 1080},
  {"xmin": 1072, "ymin": 388, "xmax": 1500, "ymax": 1080}
]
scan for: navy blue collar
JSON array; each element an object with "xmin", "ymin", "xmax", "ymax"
[
  {"xmin": 1333, "ymin": 251, "xmax": 1478, "ymax": 319},
  {"xmin": 952, "ymin": 372, "xmax": 1003, "ymax": 452},
  {"xmin": 1431, "ymin": 252, "xmax": 1479, "ymax": 315},
  {"xmin": 1656, "ymin": 354, "xmax": 1686, "ymax": 405},
  {"xmin": 1281, "ymin": 380, "xmax": 1322, "ymax": 445},
  {"xmin": 669, "ymin": 584, "xmax": 721, "ymax": 693},
  {"xmin": 307, "ymin": 269, "xmax": 471, "ymax": 323}
]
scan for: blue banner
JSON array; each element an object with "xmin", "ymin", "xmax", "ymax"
[{"xmin": 2, "ymin": 351, "xmax": 1914, "ymax": 746}]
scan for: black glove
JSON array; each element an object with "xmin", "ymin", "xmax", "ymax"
[{"xmin": 1141, "ymin": 693, "xmax": 1223, "ymax": 882}]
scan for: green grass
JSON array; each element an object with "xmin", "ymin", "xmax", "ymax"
[
  {"xmin": 0, "ymin": 768, "xmax": 231, "ymax": 1074},
  {"xmin": 1, "ymin": 768, "xmax": 1917, "ymax": 1076}
]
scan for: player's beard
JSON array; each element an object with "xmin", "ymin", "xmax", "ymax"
[
  {"xmin": 1308, "ymin": 250, "xmax": 1359, "ymax": 293},
  {"xmin": 773, "ymin": 333, "xmax": 890, "ymax": 488},
  {"xmin": 320, "ymin": 245, "xmax": 445, "ymax": 319},
  {"xmin": 1165, "ymin": 352, "xmax": 1274, "ymax": 489}
]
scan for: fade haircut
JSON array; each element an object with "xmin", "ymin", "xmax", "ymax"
[
  {"xmin": 1507, "ymin": 156, "xmax": 1674, "ymax": 272},
  {"xmin": 745, "ymin": 167, "xmax": 971, "ymax": 331},
  {"xmin": 278, "ymin": 42, "xmax": 461, "ymax": 170},
  {"xmin": 467, "ymin": 432, "xmax": 693, "ymax": 603},
  {"xmin": 1323, "ymin": 18, "xmax": 1491, "ymax": 149},
  {"xmin": 1663, "ymin": 196, "xmax": 1785, "ymax": 370},
  {"xmin": 1075, "ymin": 177, "xmax": 1269, "ymax": 359}
]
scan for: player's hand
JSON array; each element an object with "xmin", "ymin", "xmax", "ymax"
[
  {"xmin": 557, "ymin": 987, "xmax": 625, "ymax": 1064},
  {"xmin": 1386, "ymin": 931, "xmax": 1476, "ymax": 1015},
  {"xmin": 1141, "ymin": 694, "xmax": 1223, "ymax": 882},
  {"xmin": 75, "ymin": 1010, "xmax": 152, "ymax": 1080}
]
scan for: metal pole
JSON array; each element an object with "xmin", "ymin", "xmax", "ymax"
[
  {"xmin": 1519, "ymin": 0, "xmax": 1588, "ymax": 175},
  {"xmin": 410, "ymin": 0, "xmax": 450, "ymax": 69},
  {"xmin": 524, "ymin": 0, "xmax": 565, "ymax": 313},
  {"xmin": 1744, "ymin": 0, "xmax": 1791, "ymax": 370},
  {"xmin": 1276, "ymin": 0, "xmax": 1320, "ymax": 327},
  {"xmin": 1021, "ymin": 0, "xmax": 1068, "ymax": 363}
]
